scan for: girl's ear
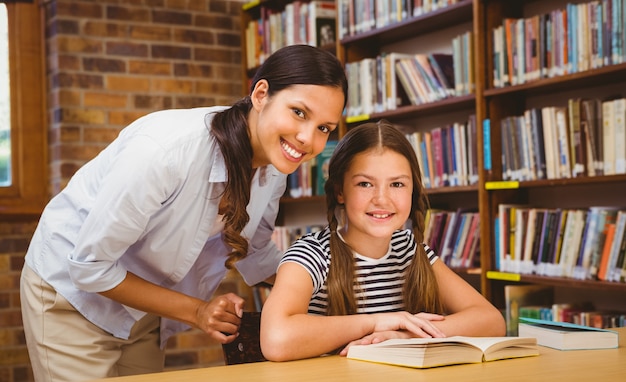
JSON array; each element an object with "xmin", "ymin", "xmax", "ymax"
[
  {"xmin": 336, "ymin": 188, "xmax": 345, "ymax": 205},
  {"xmin": 250, "ymin": 79, "xmax": 270, "ymax": 111}
]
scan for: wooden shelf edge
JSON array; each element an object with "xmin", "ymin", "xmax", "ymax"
[
  {"xmin": 487, "ymin": 271, "xmax": 626, "ymax": 292},
  {"xmin": 345, "ymin": 94, "xmax": 476, "ymax": 125},
  {"xmin": 484, "ymin": 62, "xmax": 626, "ymax": 98},
  {"xmin": 486, "ymin": 174, "xmax": 626, "ymax": 190}
]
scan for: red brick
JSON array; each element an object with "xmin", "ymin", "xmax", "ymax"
[
  {"xmin": 151, "ymin": 45, "xmax": 191, "ymax": 60},
  {"xmin": 129, "ymin": 60, "xmax": 172, "ymax": 76},
  {"xmin": 60, "ymin": 108, "xmax": 107, "ymax": 125},
  {"xmin": 55, "ymin": 36, "xmax": 103, "ymax": 54},
  {"xmin": 133, "ymin": 95, "xmax": 173, "ymax": 110},
  {"xmin": 58, "ymin": 126, "xmax": 81, "ymax": 143},
  {"xmin": 173, "ymin": 29, "xmax": 214, "ymax": 45},
  {"xmin": 54, "ymin": 73, "xmax": 104, "ymax": 90},
  {"xmin": 106, "ymin": 6, "xmax": 150, "ymax": 23},
  {"xmin": 83, "ymin": 57, "xmax": 127, "ymax": 73},
  {"xmin": 106, "ymin": 41, "xmax": 149, "ymax": 57},
  {"xmin": 83, "ymin": 21, "xmax": 128, "ymax": 38},
  {"xmin": 194, "ymin": 47, "xmax": 238, "ymax": 64},
  {"xmin": 151, "ymin": 78, "xmax": 193, "ymax": 94},
  {"xmin": 129, "ymin": 25, "xmax": 172, "ymax": 41},
  {"xmin": 84, "ymin": 92, "xmax": 129, "ymax": 108},
  {"xmin": 56, "ymin": 2, "xmax": 103, "ymax": 19},
  {"xmin": 173, "ymin": 63, "xmax": 212, "ymax": 78},
  {"xmin": 195, "ymin": 14, "xmax": 235, "ymax": 30},
  {"xmin": 107, "ymin": 76, "xmax": 150, "ymax": 92},
  {"xmin": 83, "ymin": 127, "xmax": 122, "ymax": 143},
  {"xmin": 152, "ymin": 10, "xmax": 192, "ymax": 25}
]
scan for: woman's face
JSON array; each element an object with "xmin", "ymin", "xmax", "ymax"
[{"xmin": 249, "ymin": 80, "xmax": 344, "ymax": 174}]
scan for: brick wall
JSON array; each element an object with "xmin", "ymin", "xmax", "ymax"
[
  {"xmin": 1, "ymin": 0, "xmax": 252, "ymax": 381},
  {"xmin": 46, "ymin": 0, "xmax": 246, "ymax": 193}
]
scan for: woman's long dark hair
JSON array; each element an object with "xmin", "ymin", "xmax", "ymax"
[
  {"xmin": 211, "ymin": 45, "xmax": 348, "ymax": 269},
  {"xmin": 324, "ymin": 121, "xmax": 443, "ymax": 315}
]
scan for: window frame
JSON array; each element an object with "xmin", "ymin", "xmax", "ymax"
[{"xmin": 0, "ymin": 1, "xmax": 48, "ymax": 216}]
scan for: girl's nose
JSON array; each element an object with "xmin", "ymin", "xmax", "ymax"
[{"xmin": 372, "ymin": 186, "xmax": 388, "ymax": 203}]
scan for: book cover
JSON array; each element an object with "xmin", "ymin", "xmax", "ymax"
[
  {"xmin": 315, "ymin": 140, "xmax": 338, "ymax": 196},
  {"xmin": 347, "ymin": 336, "xmax": 538, "ymax": 369},
  {"xmin": 518, "ymin": 317, "xmax": 619, "ymax": 350},
  {"xmin": 504, "ymin": 284, "xmax": 554, "ymax": 336},
  {"xmin": 308, "ymin": 1, "xmax": 337, "ymax": 48}
]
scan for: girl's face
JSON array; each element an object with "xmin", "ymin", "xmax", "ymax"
[
  {"xmin": 248, "ymin": 80, "xmax": 344, "ymax": 174},
  {"xmin": 337, "ymin": 148, "xmax": 414, "ymax": 258}
]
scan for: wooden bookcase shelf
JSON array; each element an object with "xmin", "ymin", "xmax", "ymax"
[
  {"xmin": 484, "ymin": 62, "xmax": 626, "ymax": 99},
  {"xmin": 347, "ymin": 94, "xmax": 476, "ymax": 126}
]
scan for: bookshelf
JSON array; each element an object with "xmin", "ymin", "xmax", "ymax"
[
  {"xmin": 241, "ymin": 0, "xmax": 626, "ymax": 315},
  {"xmin": 479, "ymin": 0, "xmax": 626, "ymax": 314}
]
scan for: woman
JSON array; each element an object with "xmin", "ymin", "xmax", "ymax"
[
  {"xmin": 20, "ymin": 44, "xmax": 348, "ymax": 381},
  {"xmin": 260, "ymin": 121, "xmax": 505, "ymax": 361}
]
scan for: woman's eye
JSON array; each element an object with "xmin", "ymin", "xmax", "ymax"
[
  {"xmin": 318, "ymin": 125, "xmax": 330, "ymax": 134},
  {"xmin": 293, "ymin": 108, "xmax": 305, "ymax": 118}
]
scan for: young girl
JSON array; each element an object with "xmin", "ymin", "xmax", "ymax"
[
  {"xmin": 260, "ymin": 121, "xmax": 505, "ymax": 361},
  {"xmin": 20, "ymin": 44, "xmax": 347, "ymax": 381}
]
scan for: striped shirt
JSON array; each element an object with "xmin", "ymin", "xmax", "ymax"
[{"xmin": 279, "ymin": 227, "xmax": 438, "ymax": 315}]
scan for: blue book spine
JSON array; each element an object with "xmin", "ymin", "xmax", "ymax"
[{"xmin": 483, "ymin": 119, "xmax": 492, "ymax": 171}]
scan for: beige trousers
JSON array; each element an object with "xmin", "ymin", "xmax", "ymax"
[{"xmin": 20, "ymin": 265, "xmax": 165, "ymax": 382}]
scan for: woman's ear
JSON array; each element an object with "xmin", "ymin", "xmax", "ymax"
[{"xmin": 250, "ymin": 79, "xmax": 270, "ymax": 111}]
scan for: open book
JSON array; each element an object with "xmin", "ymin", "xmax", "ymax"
[
  {"xmin": 346, "ymin": 336, "xmax": 538, "ymax": 368},
  {"xmin": 518, "ymin": 317, "xmax": 619, "ymax": 350}
]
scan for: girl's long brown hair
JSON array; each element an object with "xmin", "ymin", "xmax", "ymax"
[
  {"xmin": 324, "ymin": 121, "xmax": 444, "ymax": 315},
  {"xmin": 210, "ymin": 45, "xmax": 348, "ymax": 269}
]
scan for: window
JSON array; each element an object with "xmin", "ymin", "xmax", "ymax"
[
  {"xmin": 1, "ymin": 4, "xmax": 9, "ymax": 186},
  {"xmin": 0, "ymin": 1, "xmax": 47, "ymax": 216}
]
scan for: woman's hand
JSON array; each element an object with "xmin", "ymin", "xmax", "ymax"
[{"xmin": 194, "ymin": 293, "xmax": 245, "ymax": 344}]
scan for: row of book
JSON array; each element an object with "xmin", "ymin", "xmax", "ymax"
[
  {"xmin": 498, "ymin": 96, "xmax": 626, "ymax": 182},
  {"xmin": 271, "ymin": 224, "xmax": 325, "ymax": 253},
  {"xmin": 405, "ymin": 116, "xmax": 478, "ymax": 189},
  {"xmin": 396, "ymin": 32, "xmax": 474, "ymax": 106},
  {"xmin": 425, "ymin": 208, "xmax": 480, "ymax": 269},
  {"xmin": 496, "ymin": 205, "xmax": 626, "ymax": 283},
  {"xmin": 338, "ymin": 0, "xmax": 462, "ymax": 39},
  {"xmin": 519, "ymin": 303, "xmax": 626, "ymax": 330},
  {"xmin": 345, "ymin": 35, "xmax": 473, "ymax": 118},
  {"xmin": 504, "ymin": 285, "xmax": 625, "ymax": 337},
  {"xmin": 492, "ymin": 0, "xmax": 626, "ymax": 88},
  {"xmin": 287, "ymin": 140, "xmax": 337, "ymax": 198},
  {"xmin": 244, "ymin": 1, "xmax": 336, "ymax": 69}
]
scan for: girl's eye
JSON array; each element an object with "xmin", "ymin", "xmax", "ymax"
[
  {"xmin": 357, "ymin": 181, "xmax": 372, "ymax": 188},
  {"xmin": 391, "ymin": 182, "xmax": 405, "ymax": 188}
]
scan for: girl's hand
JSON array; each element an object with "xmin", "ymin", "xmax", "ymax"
[
  {"xmin": 339, "ymin": 330, "xmax": 413, "ymax": 355},
  {"xmin": 194, "ymin": 293, "xmax": 245, "ymax": 344},
  {"xmin": 339, "ymin": 312, "xmax": 446, "ymax": 356},
  {"xmin": 371, "ymin": 311, "xmax": 446, "ymax": 339}
]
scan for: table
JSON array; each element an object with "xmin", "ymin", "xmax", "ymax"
[{"xmin": 92, "ymin": 327, "xmax": 626, "ymax": 382}]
